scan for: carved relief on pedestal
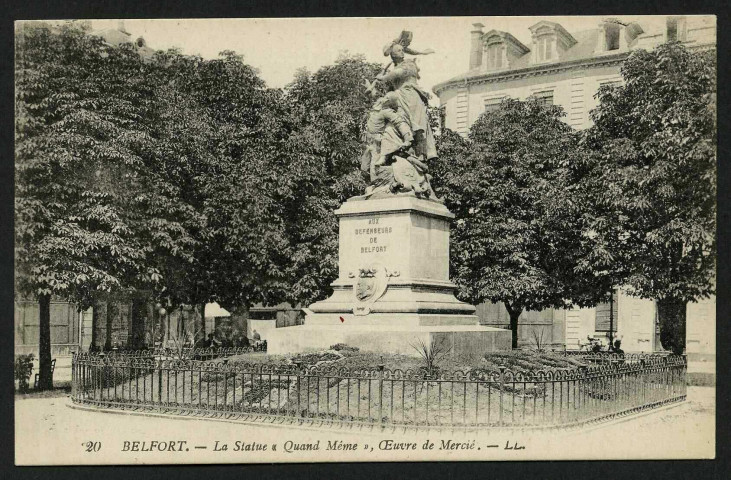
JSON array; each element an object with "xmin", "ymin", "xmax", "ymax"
[{"xmin": 348, "ymin": 264, "xmax": 400, "ymax": 315}]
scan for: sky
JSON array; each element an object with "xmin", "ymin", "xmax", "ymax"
[{"xmin": 90, "ymin": 16, "xmax": 673, "ymax": 98}]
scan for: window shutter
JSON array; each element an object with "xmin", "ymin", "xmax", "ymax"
[{"xmin": 595, "ymin": 294, "xmax": 618, "ymax": 332}]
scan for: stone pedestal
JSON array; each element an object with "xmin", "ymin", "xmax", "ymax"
[{"xmin": 267, "ymin": 195, "xmax": 511, "ymax": 360}]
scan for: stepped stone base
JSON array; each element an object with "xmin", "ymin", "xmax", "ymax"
[
  {"xmin": 266, "ymin": 323, "xmax": 511, "ymax": 362},
  {"xmin": 266, "ymin": 195, "xmax": 512, "ymax": 361}
]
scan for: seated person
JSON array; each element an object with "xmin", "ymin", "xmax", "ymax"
[
  {"xmin": 206, "ymin": 333, "xmax": 219, "ymax": 348},
  {"xmin": 610, "ymin": 339, "xmax": 624, "ymax": 355}
]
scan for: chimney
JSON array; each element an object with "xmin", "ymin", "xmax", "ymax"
[{"xmin": 470, "ymin": 23, "xmax": 485, "ymax": 70}]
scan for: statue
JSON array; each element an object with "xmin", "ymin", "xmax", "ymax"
[
  {"xmin": 360, "ymin": 92, "xmax": 414, "ymax": 182},
  {"xmin": 358, "ymin": 31, "xmax": 440, "ymax": 201}
]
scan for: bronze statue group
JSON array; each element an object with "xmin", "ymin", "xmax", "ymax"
[{"xmin": 360, "ymin": 31, "xmax": 440, "ymax": 200}]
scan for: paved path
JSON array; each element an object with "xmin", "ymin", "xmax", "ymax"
[{"xmin": 15, "ymin": 387, "xmax": 714, "ymax": 465}]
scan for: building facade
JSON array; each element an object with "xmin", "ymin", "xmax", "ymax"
[
  {"xmin": 434, "ymin": 16, "xmax": 715, "ymax": 134},
  {"xmin": 433, "ymin": 16, "xmax": 716, "ymax": 353}
]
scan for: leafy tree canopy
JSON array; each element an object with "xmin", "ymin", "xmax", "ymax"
[
  {"xmin": 582, "ymin": 42, "xmax": 716, "ymax": 304},
  {"xmin": 435, "ymin": 99, "xmax": 588, "ymax": 347},
  {"xmin": 278, "ymin": 53, "xmax": 383, "ymax": 306},
  {"xmin": 580, "ymin": 42, "xmax": 716, "ymax": 354}
]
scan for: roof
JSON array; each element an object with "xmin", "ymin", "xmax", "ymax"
[
  {"xmin": 91, "ymin": 27, "xmax": 156, "ymax": 59},
  {"xmin": 529, "ymin": 20, "xmax": 578, "ymax": 48},
  {"xmin": 93, "ymin": 28, "xmax": 132, "ymax": 46},
  {"xmin": 434, "ymin": 17, "xmax": 716, "ymax": 95},
  {"xmin": 435, "ymin": 29, "xmax": 601, "ymax": 93},
  {"xmin": 204, "ymin": 302, "xmax": 230, "ymax": 318}
]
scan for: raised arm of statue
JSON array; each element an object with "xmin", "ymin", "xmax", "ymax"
[
  {"xmin": 382, "ymin": 31, "xmax": 435, "ymax": 59},
  {"xmin": 403, "ymin": 46, "xmax": 435, "ymax": 55}
]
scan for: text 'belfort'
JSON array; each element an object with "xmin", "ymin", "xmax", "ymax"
[{"xmin": 355, "ymin": 217, "xmax": 391, "ymax": 254}]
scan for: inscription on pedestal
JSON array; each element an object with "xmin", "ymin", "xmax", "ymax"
[{"xmin": 354, "ymin": 217, "xmax": 392, "ymax": 254}]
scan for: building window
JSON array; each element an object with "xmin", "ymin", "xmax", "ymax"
[
  {"xmin": 536, "ymin": 36, "xmax": 554, "ymax": 61},
  {"xmin": 600, "ymin": 80, "xmax": 621, "ymax": 87},
  {"xmin": 486, "ymin": 44, "xmax": 503, "ymax": 69},
  {"xmin": 599, "ymin": 80, "xmax": 622, "ymax": 91},
  {"xmin": 484, "ymin": 97, "xmax": 504, "ymax": 113},
  {"xmin": 531, "ymin": 90, "xmax": 553, "ymax": 107},
  {"xmin": 605, "ymin": 23, "xmax": 621, "ymax": 51},
  {"xmin": 595, "ymin": 294, "xmax": 618, "ymax": 332}
]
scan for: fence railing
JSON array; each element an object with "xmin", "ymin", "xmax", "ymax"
[
  {"xmin": 83, "ymin": 345, "xmax": 266, "ymax": 361},
  {"xmin": 71, "ymin": 348, "xmax": 686, "ymax": 427},
  {"xmin": 71, "ymin": 352, "xmax": 686, "ymax": 429}
]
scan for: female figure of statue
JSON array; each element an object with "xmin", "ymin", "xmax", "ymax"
[{"xmin": 376, "ymin": 32, "xmax": 437, "ymax": 161}]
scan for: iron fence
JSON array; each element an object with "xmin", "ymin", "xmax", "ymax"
[
  {"xmin": 92, "ymin": 346, "xmax": 265, "ymax": 361},
  {"xmin": 71, "ymin": 352, "xmax": 686, "ymax": 429}
]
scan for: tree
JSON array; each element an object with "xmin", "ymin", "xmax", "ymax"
[
  {"xmin": 16, "ymin": 23, "xmax": 150, "ymax": 383},
  {"xmin": 279, "ymin": 54, "xmax": 383, "ymax": 306},
  {"xmin": 437, "ymin": 98, "xmax": 589, "ymax": 349},
  {"xmin": 582, "ymin": 43, "xmax": 716, "ymax": 354},
  {"xmin": 182, "ymin": 51, "xmax": 297, "ymax": 314},
  {"xmin": 15, "ymin": 23, "xmax": 205, "ymax": 384}
]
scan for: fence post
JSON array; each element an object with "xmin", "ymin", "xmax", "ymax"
[
  {"xmin": 158, "ymin": 361, "xmax": 163, "ymax": 407},
  {"xmin": 663, "ymin": 356, "xmax": 669, "ymax": 401},
  {"xmin": 578, "ymin": 365, "xmax": 587, "ymax": 421},
  {"xmin": 71, "ymin": 353, "xmax": 76, "ymax": 400},
  {"xmin": 378, "ymin": 363, "xmax": 385, "ymax": 424},
  {"xmin": 498, "ymin": 365, "xmax": 505, "ymax": 426},
  {"xmin": 294, "ymin": 360, "xmax": 303, "ymax": 419},
  {"xmin": 640, "ymin": 359, "xmax": 646, "ymax": 407},
  {"xmin": 98, "ymin": 352, "xmax": 105, "ymax": 403},
  {"xmin": 682, "ymin": 354, "xmax": 688, "ymax": 398}
]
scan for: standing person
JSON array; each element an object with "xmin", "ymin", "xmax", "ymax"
[{"xmin": 252, "ymin": 330, "xmax": 261, "ymax": 342}]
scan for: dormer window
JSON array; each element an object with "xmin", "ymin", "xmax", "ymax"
[
  {"xmin": 605, "ymin": 23, "xmax": 621, "ymax": 50},
  {"xmin": 486, "ymin": 43, "xmax": 503, "ymax": 69},
  {"xmin": 528, "ymin": 21, "xmax": 577, "ymax": 64},
  {"xmin": 667, "ymin": 19, "xmax": 678, "ymax": 41},
  {"xmin": 536, "ymin": 36, "xmax": 554, "ymax": 61},
  {"xmin": 480, "ymin": 30, "xmax": 530, "ymax": 72},
  {"xmin": 596, "ymin": 19, "xmax": 628, "ymax": 53},
  {"xmin": 666, "ymin": 16, "xmax": 687, "ymax": 42}
]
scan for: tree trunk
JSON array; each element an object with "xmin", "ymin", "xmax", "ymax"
[
  {"xmin": 130, "ymin": 296, "xmax": 145, "ymax": 350},
  {"xmin": 199, "ymin": 303, "xmax": 206, "ymax": 342},
  {"xmin": 105, "ymin": 300, "xmax": 116, "ymax": 351},
  {"xmin": 657, "ymin": 298, "xmax": 687, "ymax": 355},
  {"xmin": 505, "ymin": 303, "xmax": 522, "ymax": 350},
  {"xmin": 37, "ymin": 294, "xmax": 53, "ymax": 391},
  {"xmin": 89, "ymin": 299, "xmax": 99, "ymax": 352}
]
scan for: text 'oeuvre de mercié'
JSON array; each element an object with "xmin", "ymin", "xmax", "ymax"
[{"xmin": 355, "ymin": 217, "xmax": 392, "ymax": 254}]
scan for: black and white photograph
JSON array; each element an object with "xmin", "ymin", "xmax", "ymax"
[{"xmin": 12, "ymin": 15, "xmax": 717, "ymax": 464}]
